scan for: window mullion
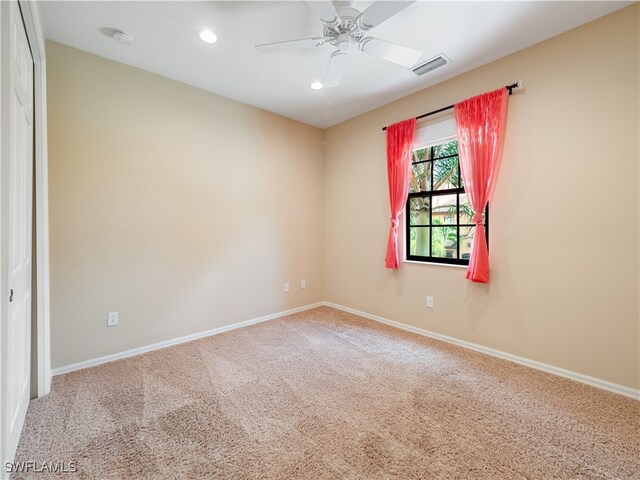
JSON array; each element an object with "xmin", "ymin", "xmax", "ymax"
[
  {"xmin": 429, "ymin": 147, "xmax": 434, "ymax": 258},
  {"xmin": 456, "ymin": 193, "xmax": 460, "ymax": 259}
]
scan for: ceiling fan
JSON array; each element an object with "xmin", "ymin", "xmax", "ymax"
[{"xmin": 255, "ymin": 1, "xmax": 421, "ymax": 88}]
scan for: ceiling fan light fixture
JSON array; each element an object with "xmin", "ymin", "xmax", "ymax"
[
  {"xmin": 197, "ymin": 28, "xmax": 218, "ymax": 44},
  {"xmin": 336, "ymin": 33, "xmax": 351, "ymax": 51},
  {"xmin": 310, "ymin": 81, "xmax": 324, "ymax": 90}
]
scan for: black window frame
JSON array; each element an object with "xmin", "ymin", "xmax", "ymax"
[{"xmin": 405, "ymin": 141, "xmax": 488, "ymax": 266}]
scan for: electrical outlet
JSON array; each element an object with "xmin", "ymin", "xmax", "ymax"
[
  {"xmin": 107, "ymin": 312, "xmax": 119, "ymax": 327},
  {"xmin": 301, "ymin": 279, "xmax": 306, "ymax": 289},
  {"xmin": 426, "ymin": 296, "xmax": 434, "ymax": 309},
  {"xmin": 284, "ymin": 283, "xmax": 290, "ymax": 293}
]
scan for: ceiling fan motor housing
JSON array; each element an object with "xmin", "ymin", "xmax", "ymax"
[{"xmin": 323, "ymin": 6, "xmax": 365, "ymax": 51}]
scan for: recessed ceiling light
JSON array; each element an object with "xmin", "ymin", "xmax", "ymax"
[
  {"xmin": 197, "ymin": 28, "xmax": 218, "ymax": 44},
  {"xmin": 310, "ymin": 81, "xmax": 323, "ymax": 90}
]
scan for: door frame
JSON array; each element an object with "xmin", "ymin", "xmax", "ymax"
[
  {"xmin": 18, "ymin": 0, "xmax": 50, "ymax": 399},
  {"xmin": 0, "ymin": 0, "xmax": 49, "ymax": 473}
]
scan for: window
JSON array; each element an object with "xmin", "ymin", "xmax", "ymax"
[{"xmin": 406, "ymin": 139, "xmax": 488, "ymax": 265}]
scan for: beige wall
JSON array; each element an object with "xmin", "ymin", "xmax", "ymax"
[
  {"xmin": 323, "ymin": 5, "xmax": 639, "ymax": 389},
  {"xmin": 47, "ymin": 41, "xmax": 324, "ymax": 368}
]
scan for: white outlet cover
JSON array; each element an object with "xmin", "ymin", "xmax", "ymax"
[
  {"xmin": 301, "ymin": 280, "xmax": 306, "ymax": 289},
  {"xmin": 426, "ymin": 296, "xmax": 434, "ymax": 308},
  {"xmin": 107, "ymin": 312, "xmax": 119, "ymax": 326},
  {"xmin": 284, "ymin": 283, "xmax": 290, "ymax": 293}
]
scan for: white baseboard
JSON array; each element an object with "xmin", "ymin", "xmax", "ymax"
[
  {"xmin": 323, "ymin": 302, "xmax": 640, "ymax": 401},
  {"xmin": 52, "ymin": 302, "xmax": 325, "ymax": 376}
]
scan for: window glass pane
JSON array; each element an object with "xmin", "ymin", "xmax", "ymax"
[
  {"xmin": 459, "ymin": 193, "xmax": 472, "ymax": 224},
  {"xmin": 432, "ymin": 226, "xmax": 457, "ymax": 258},
  {"xmin": 409, "ymin": 161, "xmax": 432, "ymax": 193},
  {"xmin": 459, "ymin": 194, "xmax": 486, "ymax": 224},
  {"xmin": 432, "ymin": 140, "xmax": 459, "ymax": 190},
  {"xmin": 409, "ymin": 197, "xmax": 430, "ymax": 225},
  {"xmin": 459, "ymin": 226, "xmax": 476, "ymax": 260},
  {"xmin": 412, "ymin": 148, "xmax": 432, "ymax": 163},
  {"xmin": 433, "ymin": 156, "xmax": 459, "ymax": 190},
  {"xmin": 409, "ymin": 227, "xmax": 430, "ymax": 257},
  {"xmin": 433, "ymin": 140, "xmax": 458, "ymax": 158},
  {"xmin": 432, "ymin": 194, "xmax": 456, "ymax": 225}
]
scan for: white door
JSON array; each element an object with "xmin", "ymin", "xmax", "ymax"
[{"xmin": 4, "ymin": 0, "xmax": 34, "ymax": 462}]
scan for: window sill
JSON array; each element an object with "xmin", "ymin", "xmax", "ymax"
[{"xmin": 403, "ymin": 260, "xmax": 468, "ymax": 269}]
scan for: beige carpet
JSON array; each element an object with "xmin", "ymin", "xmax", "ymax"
[{"xmin": 13, "ymin": 306, "xmax": 640, "ymax": 479}]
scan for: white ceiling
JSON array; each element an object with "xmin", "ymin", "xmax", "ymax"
[{"xmin": 38, "ymin": 1, "xmax": 630, "ymax": 128}]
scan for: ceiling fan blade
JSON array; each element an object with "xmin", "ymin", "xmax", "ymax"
[
  {"xmin": 307, "ymin": 0, "xmax": 340, "ymax": 25},
  {"xmin": 323, "ymin": 50, "xmax": 347, "ymax": 88},
  {"xmin": 357, "ymin": 1, "xmax": 416, "ymax": 30},
  {"xmin": 255, "ymin": 37, "xmax": 325, "ymax": 54},
  {"xmin": 360, "ymin": 37, "xmax": 422, "ymax": 68}
]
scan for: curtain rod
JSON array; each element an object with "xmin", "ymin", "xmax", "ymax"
[{"xmin": 381, "ymin": 82, "xmax": 522, "ymax": 132}]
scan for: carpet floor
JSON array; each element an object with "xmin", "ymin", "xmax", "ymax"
[{"xmin": 13, "ymin": 306, "xmax": 640, "ymax": 479}]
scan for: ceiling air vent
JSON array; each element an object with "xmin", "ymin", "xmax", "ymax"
[{"xmin": 412, "ymin": 55, "xmax": 449, "ymax": 76}]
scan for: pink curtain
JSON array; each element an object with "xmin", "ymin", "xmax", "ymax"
[
  {"xmin": 385, "ymin": 118, "xmax": 417, "ymax": 269},
  {"xmin": 455, "ymin": 88, "xmax": 508, "ymax": 283}
]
